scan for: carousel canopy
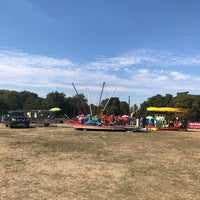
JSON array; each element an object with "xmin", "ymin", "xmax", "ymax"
[{"xmin": 147, "ymin": 107, "xmax": 187, "ymax": 113}]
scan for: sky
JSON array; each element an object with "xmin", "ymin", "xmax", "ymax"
[{"xmin": 1, "ymin": 0, "xmax": 200, "ymax": 107}]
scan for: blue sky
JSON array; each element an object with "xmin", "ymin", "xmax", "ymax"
[{"xmin": 1, "ymin": 0, "xmax": 200, "ymax": 106}]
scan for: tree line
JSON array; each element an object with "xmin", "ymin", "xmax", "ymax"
[
  {"xmin": 0, "ymin": 90, "xmax": 130, "ymax": 118},
  {"xmin": 138, "ymin": 92, "xmax": 200, "ymax": 122},
  {"xmin": 1, "ymin": 90, "xmax": 200, "ymax": 121}
]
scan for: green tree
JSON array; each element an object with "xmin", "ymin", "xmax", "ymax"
[
  {"xmin": 101, "ymin": 97, "xmax": 120, "ymax": 115},
  {"xmin": 173, "ymin": 92, "xmax": 192, "ymax": 108},
  {"xmin": 19, "ymin": 91, "xmax": 44, "ymax": 110},
  {"xmin": 173, "ymin": 93, "xmax": 200, "ymax": 121},
  {"xmin": 5, "ymin": 91, "xmax": 21, "ymax": 110},
  {"xmin": 0, "ymin": 90, "xmax": 9, "ymax": 112},
  {"xmin": 130, "ymin": 104, "xmax": 139, "ymax": 112},
  {"xmin": 138, "ymin": 94, "xmax": 174, "ymax": 117},
  {"xmin": 66, "ymin": 94, "xmax": 88, "ymax": 117},
  {"xmin": 120, "ymin": 101, "xmax": 129, "ymax": 115},
  {"xmin": 145, "ymin": 94, "xmax": 173, "ymax": 107},
  {"xmin": 45, "ymin": 91, "xmax": 66, "ymax": 110},
  {"xmin": 188, "ymin": 96, "xmax": 200, "ymax": 121}
]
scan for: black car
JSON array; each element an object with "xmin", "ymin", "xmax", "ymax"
[{"xmin": 4, "ymin": 111, "xmax": 30, "ymax": 128}]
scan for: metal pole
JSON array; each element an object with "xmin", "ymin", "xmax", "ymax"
[
  {"xmin": 72, "ymin": 83, "xmax": 87, "ymax": 114},
  {"xmin": 98, "ymin": 82, "xmax": 105, "ymax": 107},
  {"xmin": 128, "ymin": 96, "xmax": 130, "ymax": 125},
  {"xmin": 100, "ymin": 88, "xmax": 116, "ymax": 115},
  {"xmin": 86, "ymin": 88, "xmax": 93, "ymax": 116}
]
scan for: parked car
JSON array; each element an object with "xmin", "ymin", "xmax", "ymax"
[{"xmin": 4, "ymin": 111, "xmax": 30, "ymax": 128}]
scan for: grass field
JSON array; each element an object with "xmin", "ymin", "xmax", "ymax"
[{"xmin": 0, "ymin": 124, "xmax": 199, "ymax": 200}]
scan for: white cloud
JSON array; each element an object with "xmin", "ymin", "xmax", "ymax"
[
  {"xmin": 0, "ymin": 50, "xmax": 72, "ymax": 67},
  {"xmin": 0, "ymin": 48, "xmax": 200, "ymax": 104},
  {"xmin": 156, "ymin": 76, "xmax": 168, "ymax": 81},
  {"xmin": 170, "ymin": 71, "xmax": 189, "ymax": 80},
  {"xmin": 83, "ymin": 49, "xmax": 200, "ymax": 77}
]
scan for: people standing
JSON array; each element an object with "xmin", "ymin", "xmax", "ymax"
[
  {"xmin": 141, "ymin": 115, "xmax": 146, "ymax": 128},
  {"xmin": 129, "ymin": 111, "xmax": 135, "ymax": 125}
]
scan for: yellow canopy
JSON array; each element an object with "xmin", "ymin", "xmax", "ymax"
[
  {"xmin": 49, "ymin": 107, "xmax": 62, "ymax": 112},
  {"xmin": 147, "ymin": 107, "xmax": 187, "ymax": 113}
]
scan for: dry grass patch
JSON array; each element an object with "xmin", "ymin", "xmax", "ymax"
[{"xmin": 0, "ymin": 125, "xmax": 199, "ymax": 199}]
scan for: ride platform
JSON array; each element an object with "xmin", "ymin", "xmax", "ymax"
[{"xmin": 73, "ymin": 125, "xmax": 148, "ymax": 132}]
